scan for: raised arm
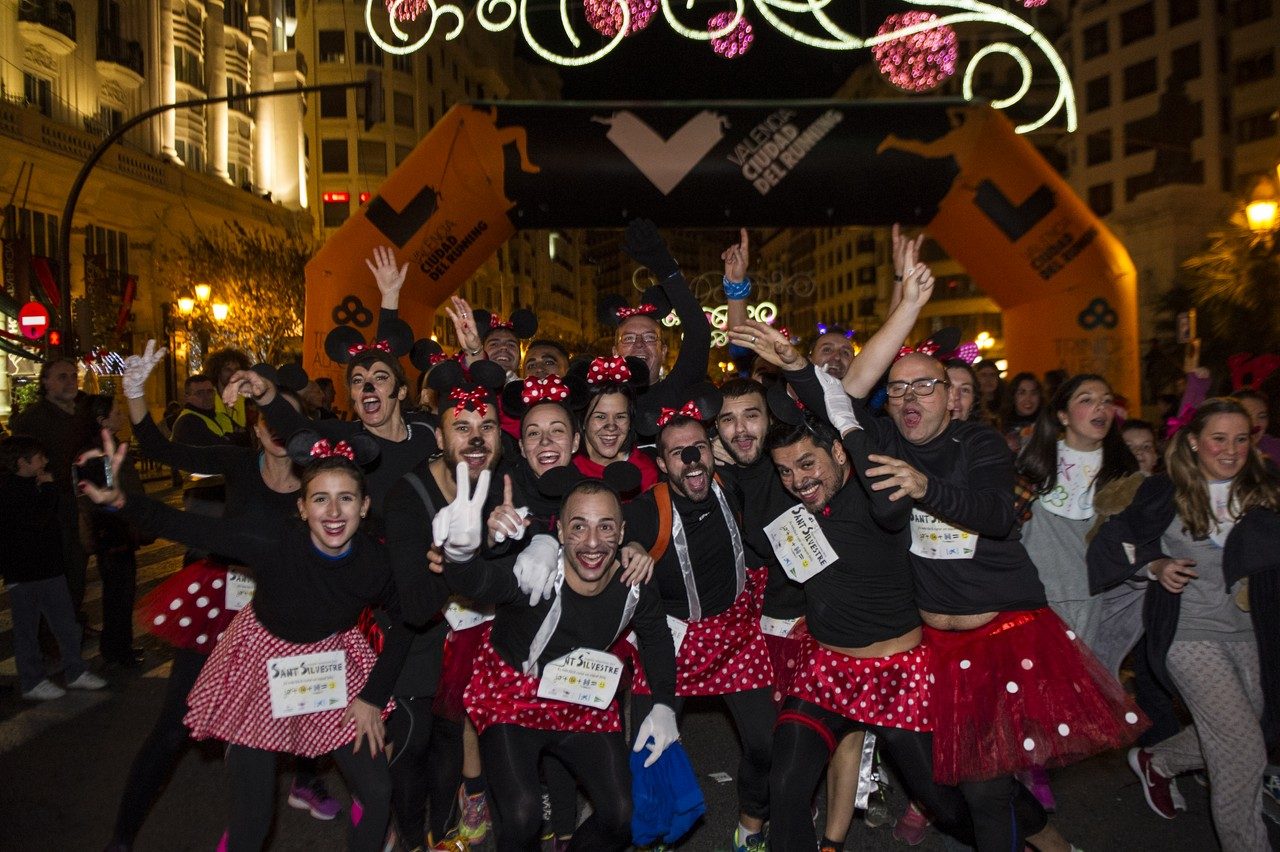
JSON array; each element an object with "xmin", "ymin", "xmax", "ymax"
[
  {"xmin": 131, "ymin": 411, "xmax": 246, "ymax": 476},
  {"xmin": 842, "ymin": 427, "xmax": 912, "ymax": 531},
  {"xmin": 723, "ymin": 228, "xmax": 751, "ymax": 333}
]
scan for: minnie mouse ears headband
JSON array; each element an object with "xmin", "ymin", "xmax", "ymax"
[
  {"xmin": 251, "ymin": 362, "xmax": 310, "ymax": 393},
  {"xmin": 501, "ymin": 373, "xmax": 590, "ymax": 420},
  {"xmin": 635, "ymin": 382, "xmax": 724, "ymax": 436},
  {"xmin": 598, "ymin": 285, "xmax": 672, "ymax": 329},
  {"xmin": 895, "ymin": 327, "xmax": 962, "ymax": 362},
  {"xmin": 568, "ymin": 355, "xmax": 651, "ymax": 391},
  {"xmin": 285, "ymin": 429, "xmax": 381, "ymax": 468},
  {"xmin": 425, "ymin": 358, "xmax": 508, "ymax": 405},
  {"xmin": 323, "ymin": 314, "xmax": 417, "ymax": 365},
  {"xmin": 534, "ymin": 460, "xmax": 643, "ymax": 504},
  {"xmin": 474, "ymin": 308, "xmax": 538, "ymax": 341}
]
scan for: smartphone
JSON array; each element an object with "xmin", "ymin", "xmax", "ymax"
[{"xmin": 71, "ymin": 456, "xmax": 114, "ymax": 491}]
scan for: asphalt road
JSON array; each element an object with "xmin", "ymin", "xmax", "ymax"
[{"xmin": 0, "ymin": 484, "xmax": 1270, "ymax": 851}]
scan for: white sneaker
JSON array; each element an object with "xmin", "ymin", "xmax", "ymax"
[
  {"xmin": 66, "ymin": 671, "xmax": 107, "ymax": 690},
  {"xmin": 22, "ymin": 679, "xmax": 66, "ymax": 701}
]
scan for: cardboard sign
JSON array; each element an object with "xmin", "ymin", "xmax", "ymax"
[{"xmin": 267, "ymin": 650, "xmax": 347, "ymax": 719}]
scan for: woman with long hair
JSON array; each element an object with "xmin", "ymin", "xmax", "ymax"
[
  {"xmin": 1089, "ymin": 399, "xmax": 1280, "ymax": 849},
  {"xmin": 570, "ymin": 356, "xmax": 659, "ymax": 496},
  {"xmin": 944, "ymin": 360, "xmax": 979, "ymax": 423},
  {"xmin": 1002, "ymin": 372, "xmax": 1044, "ymax": 453}
]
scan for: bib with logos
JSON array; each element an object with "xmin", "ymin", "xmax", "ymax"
[
  {"xmin": 225, "ymin": 571, "xmax": 255, "ymax": 612},
  {"xmin": 536, "ymin": 648, "xmax": 626, "ymax": 708},
  {"xmin": 444, "ymin": 600, "xmax": 495, "ymax": 631},
  {"xmin": 759, "ymin": 615, "xmax": 802, "ymax": 638},
  {"xmin": 910, "ymin": 510, "xmax": 977, "ymax": 560},
  {"xmin": 267, "ymin": 650, "xmax": 347, "ymax": 718},
  {"xmin": 764, "ymin": 505, "xmax": 839, "ymax": 582}
]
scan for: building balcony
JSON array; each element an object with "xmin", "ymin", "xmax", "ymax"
[
  {"xmin": 274, "ymin": 50, "xmax": 308, "ymax": 81},
  {"xmin": 17, "ymin": 0, "xmax": 77, "ymax": 57},
  {"xmin": 96, "ymin": 33, "xmax": 145, "ymax": 90}
]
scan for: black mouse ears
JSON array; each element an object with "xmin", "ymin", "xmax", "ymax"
[
  {"xmin": 598, "ymin": 285, "xmax": 672, "ymax": 328},
  {"xmin": 323, "ymin": 319, "xmax": 416, "ymax": 366},
  {"xmin": 285, "ymin": 429, "xmax": 381, "ymax": 468},
  {"xmin": 500, "ymin": 373, "xmax": 590, "ymax": 419},
  {"xmin": 250, "ymin": 362, "xmax": 310, "ymax": 393},
  {"xmin": 534, "ymin": 460, "xmax": 642, "ymax": 503},
  {"xmin": 766, "ymin": 383, "xmax": 807, "ymax": 426},
  {"xmin": 424, "ymin": 357, "xmax": 509, "ymax": 398},
  {"xmin": 474, "ymin": 308, "xmax": 538, "ymax": 341},
  {"xmin": 635, "ymin": 381, "xmax": 723, "ymax": 436}
]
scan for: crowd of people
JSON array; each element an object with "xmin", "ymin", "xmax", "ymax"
[{"xmin": 2, "ymin": 219, "xmax": 1278, "ymax": 852}]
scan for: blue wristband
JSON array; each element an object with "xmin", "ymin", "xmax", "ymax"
[{"xmin": 722, "ymin": 276, "xmax": 752, "ymax": 300}]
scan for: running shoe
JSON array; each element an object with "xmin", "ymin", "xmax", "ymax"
[
  {"xmin": 892, "ymin": 802, "xmax": 931, "ymax": 846},
  {"xmin": 1016, "ymin": 766, "xmax": 1057, "ymax": 812},
  {"xmin": 426, "ymin": 830, "xmax": 469, "ymax": 851},
  {"xmin": 1127, "ymin": 747, "xmax": 1177, "ymax": 819},
  {"xmin": 67, "ymin": 671, "xmax": 108, "ymax": 690},
  {"xmin": 22, "ymin": 679, "xmax": 65, "ymax": 701},
  {"xmin": 864, "ymin": 784, "xmax": 893, "ymax": 828},
  {"xmin": 456, "ymin": 786, "xmax": 491, "ymax": 844},
  {"xmin": 733, "ymin": 827, "xmax": 767, "ymax": 851},
  {"xmin": 287, "ymin": 777, "xmax": 342, "ymax": 820}
]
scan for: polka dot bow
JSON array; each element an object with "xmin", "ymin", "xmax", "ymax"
[
  {"xmin": 895, "ymin": 339, "xmax": 942, "ymax": 361},
  {"xmin": 309, "ymin": 438, "xmax": 355, "ymax": 461},
  {"xmin": 616, "ymin": 303, "xmax": 657, "ymax": 320},
  {"xmin": 521, "ymin": 375, "xmax": 570, "ymax": 405},
  {"xmin": 449, "ymin": 387, "xmax": 490, "ymax": 416},
  {"xmin": 586, "ymin": 356, "xmax": 631, "ymax": 385},
  {"xmin": 487, "ymin": 314, "xmax": 515, "ymax": 330},
  {"xmin": 348, "ymin": 339, "xmax": 393, "ymax": 357},
  {"xmin": 657, "ymin": 400, "xmax": 703, "ymax": 427}
]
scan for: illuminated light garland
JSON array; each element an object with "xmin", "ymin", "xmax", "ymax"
[
  {"xmin": 709, "ymin": 11, "xmax": 755, "ymax": 58},
  {"xmin": 872, "ymin": 12, "xmax": 957, "ymax": 93},
  {"xmin": 1022, "ymin": 0, "xmax": 1047, "ymax": 7},
  {"xmin": 585, "ymin": 0, "xmax": 659, "ymax": 36},
  {"xmin": 362, "ymin": 0, "xmax": 1076, "ymax": 132}
]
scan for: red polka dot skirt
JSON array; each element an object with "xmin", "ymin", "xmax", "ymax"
[
  {"xmin": 632, "ymin": 567, "xmax": 775, "ymax": 698},
  {"xmin": 434, "ymin": 623, "xmax": 489, "ymax": 721},
  {"xmin": 183, "ymin": 605, "xmax": 390, "ymax": 758},
  {"xmin": 764, "ymin": 619, "xmax": 810, "ymax": 708},
  {"xmin": 925, "ymin": 607, "xmax": 1149, "ymax": 785},
  {"xmin": 785, "ymin": 634, "xmax": 933, "ymax": 732},
  {"xmin": 137, "ymin": 558, "xmax": 237, "ymax": 654},
  {"xmin": 463, "ymin": 627, "xmax": 622, "ymax": 736}
]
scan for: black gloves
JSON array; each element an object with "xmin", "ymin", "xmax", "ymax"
[{"xmin": 622, "ymin": 218, "xmax": 680, "ymax": 281}]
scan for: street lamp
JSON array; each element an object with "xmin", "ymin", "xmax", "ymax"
[
  {"xmin": 194, "ymin": 282, "xmax": 212, "ymax": 303},
  {"xmin": 1244, "ymin": 176, "xmax": 1279, "ymax": 244}
]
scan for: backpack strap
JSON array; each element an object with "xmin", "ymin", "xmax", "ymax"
[
  {"xmin": 402, "ymin": 471, "xmax": 438, "ymax": 518},
  {"xmin": 649, "ymin": 482, "xmax": 672, "ymax": 562}
]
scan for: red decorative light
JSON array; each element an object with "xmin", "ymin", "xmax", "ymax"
[
  {"xmin": 359, "ymin": 192, "xmax": 372, "ymax": 204},
  {"xmin": 1022, "ymin": 0, "xmax": 1048, "ymax": 6},
  {"xmin": 322, "ymin": 191, "xmax": 350, "ymax": 203},
  {"xmin": 872, "ymin": 12, "xmax": 958, "ymax": 93},
  {"xmin": 386, "ymin": 0, "xmax": 432, "ymax": 23},
  {"xmin": 583, "ymin": 0, "xmax": 658, "ymax": 37},
  {"xmin": 709, "ymin": 12, "xmax": 753, "ymax": 59}
]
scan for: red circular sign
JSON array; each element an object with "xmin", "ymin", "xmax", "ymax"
[{"xmin": 18, "ymin": 301, "xmax": 50, "ymax": 340}]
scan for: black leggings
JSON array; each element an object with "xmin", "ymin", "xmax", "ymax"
[
  {"xmin": 631, "ymin": 687, "xmax": 775, "ymax": 820},
  {"xmin": 386, "ymin": 696, "xmax": 464, "ymax": 844},
  {"xmin": 478, "ymin": 725, "xmax": 632, "ymax": 851},
  {"xmin": 226, "ymin": 743, "xmax": 391, "ymax": 852}
]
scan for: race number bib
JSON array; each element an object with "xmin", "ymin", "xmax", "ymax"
[
  {"xmin": 225, "ymin": 571, "xmax": 255, "ymax": 611},
  {"xmin": 764, "ymin": 505, "xmax": 839, "ymax": 582},
  {"xmin": 537, "ymin": 649, "xmax": 624, "ymax": 707},
  {"xmin": 666, "ymin": 616, "xmax": 689, "ymax": 655},
  {"xmin": 910, "ymin": 510, "xmax": 977, "ymax": 560},
  {"xmin": 759, "ymin": 615, "xmax": 801, "ymax": 638},
  {"xmin": 267, "ymin": 650, "xmax": 347, "ymax": 719},
  {"xmin": 444, "ymin": 601, "xmax": 495, "ymax": 631}
]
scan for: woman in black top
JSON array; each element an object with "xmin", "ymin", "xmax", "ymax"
[{"xmin": 82, "ymin": 429, "xmax": 408, "ymax": 852}]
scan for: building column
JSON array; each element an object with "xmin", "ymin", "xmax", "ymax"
[
  {"xmin": 248, "ymin": 13, "xmax": 273, "ymax": 195},
  {"xmin": 204, "ymin": 0, "xmax": 230, "ymax": 180},
  {"xmin": 160, "ymin": 0, "xmax": 177, "ymax": 157}
]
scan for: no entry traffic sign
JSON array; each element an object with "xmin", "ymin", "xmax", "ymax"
[{"xmin": 18, "ymin": 301, "xmax": 49, "ymax": 340}]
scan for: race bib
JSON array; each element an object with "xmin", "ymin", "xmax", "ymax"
[
  {"xmin": 764, "ymin": 505, "xmax": 839, "ymax": 582},
  {"xmin": 267, "ymin": 650, "xmax": 347, "ymax": 719},
  {"xmin": 759, "ymin": 615, "xmax": 801, "ymax": 638},
  {"xmin": 910, "ymin": 510, "xmax": 977, "ymax": 560},
  {"xmin": 667, "ymin": 616, "xmax": 689, "ymax": 655},
  {"xmin": 536, "ymin": 648, "xmax": 624, "ymax": 708},
  {"xmin": 225, "ymin": 571, "xmax": 255, "ymax": 612},
  {"xmin": 444, "ymin": 601, "xmax": 495, "ymax": 631}
]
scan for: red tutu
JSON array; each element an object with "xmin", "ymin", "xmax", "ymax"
[
  {"xmin": 137, "ymin": 559, "xmax": 238, "ymax": 653},
  {"xmin": 632, "ymin": 567, "xmax": 775, "ymax": 698},
  {"xmin": 762, "ymin": 617, "xmax": 809, "ymax": 708},
  {"xmin": 183, "ymin": 605, "xmax": 391, "ymax": 757},
  {"xmin": 434, "ymin": 623, "xmax": 490, "ymax": 720},
  {"xmin": 783, "ymin": 635, "xmax": 932, "ymax": 732},
  {"xmin": 925, "ymin": 607, "xmax": 1148, "ymax": 784},
  {"xmin": 463, "ymin": 628, "xmax": 622, "ymax": 735}
]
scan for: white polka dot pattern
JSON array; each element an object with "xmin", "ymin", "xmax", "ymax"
[
  {"xmin": 139, "ymin": 559, "xmax": 239, "ymax": 654},
  {"xmin": 785, "ymin": 635, "xmax": 933, "ymax": 731}
]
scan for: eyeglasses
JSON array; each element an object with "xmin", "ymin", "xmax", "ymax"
[
  {"xmin": 619, "ymin": 333, "xmax": 659, "ymax": 346},
  {"xmin": 885, "ymin": 378, "xmax": 949, "ymax": 398}
]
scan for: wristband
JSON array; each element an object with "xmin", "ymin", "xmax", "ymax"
[
  {"xmin": 466, "ymin": 347, "xmax": 482, "ymax": 357},
  {"xmin": 722, "ymin": 276, "xmax": 752, "ymax": 300}
]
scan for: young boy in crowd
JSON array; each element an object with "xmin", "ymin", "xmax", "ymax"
[{"xmin": 0, "ymin": 436, "xmax": 106, "ymax": 700}]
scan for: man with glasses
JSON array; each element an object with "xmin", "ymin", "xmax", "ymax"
[{"xmin": 613, "ymin": 319, "xmax": 667, "ymax": 386}]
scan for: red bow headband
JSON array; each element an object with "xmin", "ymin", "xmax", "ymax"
[
  {"xmin": 487, "ymin": 314, "xmax": 515, "ymax": 331},
  {"xmin": 449, "ymin": 387, "xmax": 491, "ymax": 416},
  {"xmin": 895, "ymin": 339, "xmax": 943, "ymax": 361},
  {"xmin": 936, "ymin": 341, "xmax": 981, "ymax": 365},
  {"xmin": 309, "ymin": 439, "xmax": 355, "ymax": 461},
  {"xmin": 616, "ymin": 304, "xmax": 658, "ymax": 320},
  {"xmin": 348, "ymin": 339, "xmax": 393, "ymax": 357},
  {"xmin": 657, "ymin": 400, "xmax": 703, "ymax": 428},
  {"xmin": 586, "ymin": 356, "xmax": 631, "ymax": 385},
  {"xmin": 521, "ymin": 375, "xmax": 570, "ymax": 405}
]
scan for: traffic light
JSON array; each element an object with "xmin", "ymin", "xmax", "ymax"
[
  {"xmin": 363, "ymin": 70, "xmax": 384, "ymax": 132},
  {"xmin": 47, "ymin": 329, "xmax": 61, "ymax": 347}
]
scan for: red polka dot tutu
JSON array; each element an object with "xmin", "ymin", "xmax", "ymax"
[
  {"xmin": 463, "ymin": 627, "xmax": 622, "ymax": 735},
  {"xmin": 925, "ymin": 607, "xmax": 1148, "ymax": 784},
  {"xmin": 763, "ymin": 618, "xmax": 810, "ymax": 708},
  {"xmin": 434, "ymin": 623, "xmax": 489, "ymax": 721},
  {"xmin": 784, "ymin": 635, "xmax": 932, "ymax": 732},
  {"xmin": 183, "ymin": 605, "xmax": 390, "ymax": 757},
  {"xmin": 632, "ymin": 567, "xmax": 775, "ymax": 698},
  {"xmin": 137, "ymin": 559, "xmax": 237, "ymax": 653}
]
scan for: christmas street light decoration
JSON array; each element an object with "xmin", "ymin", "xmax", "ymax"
[
  {"xmin": 708, "ymin": 10, "xmax": 755, "ymax": 58},
  {"xmin": 872, "ymin": 11, "xmax": 957, "ymax": 92},
  {"xmin": 584, "ymin": 0, "xmax": 658, "ymax": 36}
]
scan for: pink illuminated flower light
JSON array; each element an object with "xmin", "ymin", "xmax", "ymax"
[
  {"xmin": 584, "ymin": 0, "xmax": 659, "ymax": 37},
  {"xmin": 872, "ymin": 12, "xmax": 958, "ymax": 93},
  {"xmin": 709, "ymin": 12, "xmax": 754, "ymax": 59},
  {"xmin": 387, "ymin": 0, "xmax": 432, "ymax": 22}
]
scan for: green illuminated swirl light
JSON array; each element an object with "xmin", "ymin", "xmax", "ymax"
[{"xmin": 365, "ymin": 0, "xmax": 1076, "ymax": 132}]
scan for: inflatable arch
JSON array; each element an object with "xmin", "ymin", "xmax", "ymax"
[{"xmin": 303, "ymin": 100, "xmax": 1140, "ymax": 404}]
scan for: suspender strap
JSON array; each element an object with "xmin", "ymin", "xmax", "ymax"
[
  {"xmin": 523, "ymin": 553, "xmax": 641, "ymax": 677},
  {"xmin": 402, "ymin": 472, "xmax": 438, "ymax": 517}
]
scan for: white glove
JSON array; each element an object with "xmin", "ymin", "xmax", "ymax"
[
  {"xmin": 122, "ymin": 339, "xmax": 166, "ymax": 400},
  {"xmin": 431, "ymin": 463, "xmax": 491, "ymax": 563},
  {"xmin": 492, "ymin": 506, "xmax": 532, "ymax": 544},
  {"xmin": 814, "ymin": 366, "xmax": 862, "ymax": 436},
  {"xmin": 632, "ymin": 704, "xmax": 679, "ymax": 768},
  {"xmin": 512, "ymin": 534, "xmax": 561, "ymax": 606},
  {"xmin": 365, "ymin": 245, "xmax": 408, "ymax": 308}
]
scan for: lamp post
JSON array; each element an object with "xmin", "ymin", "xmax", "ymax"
[
  {"xmin": 174, "ymin": 283, "xmax": 230, "ymax": 377},
  {"xmin": 1244, "ymin": 174, "xmax": 1279, "ymax": 249}
]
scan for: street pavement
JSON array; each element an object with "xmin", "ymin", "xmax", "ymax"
[{"xmin": 0, "ymin": 483, "xmax": 1269, "ymax": 851}]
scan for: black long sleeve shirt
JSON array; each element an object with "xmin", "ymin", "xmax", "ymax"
[
  {"xmin": 445, "ymin": 555, "xmax": 677, "ymax": 709},
  {"xmin": 640, "ymin": 269, "xmax": 713, "ymax": 408},
  {"xmin": 119, "ymin": 496, "xmax": 409, "ymax": 706},
  {"xmin": 787, "ymin": 365, "xmax": 1047, "ymax": 615},
  {"xmin": 719, "ymin": 458, "xmax": 807, "ymax": 620}
]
